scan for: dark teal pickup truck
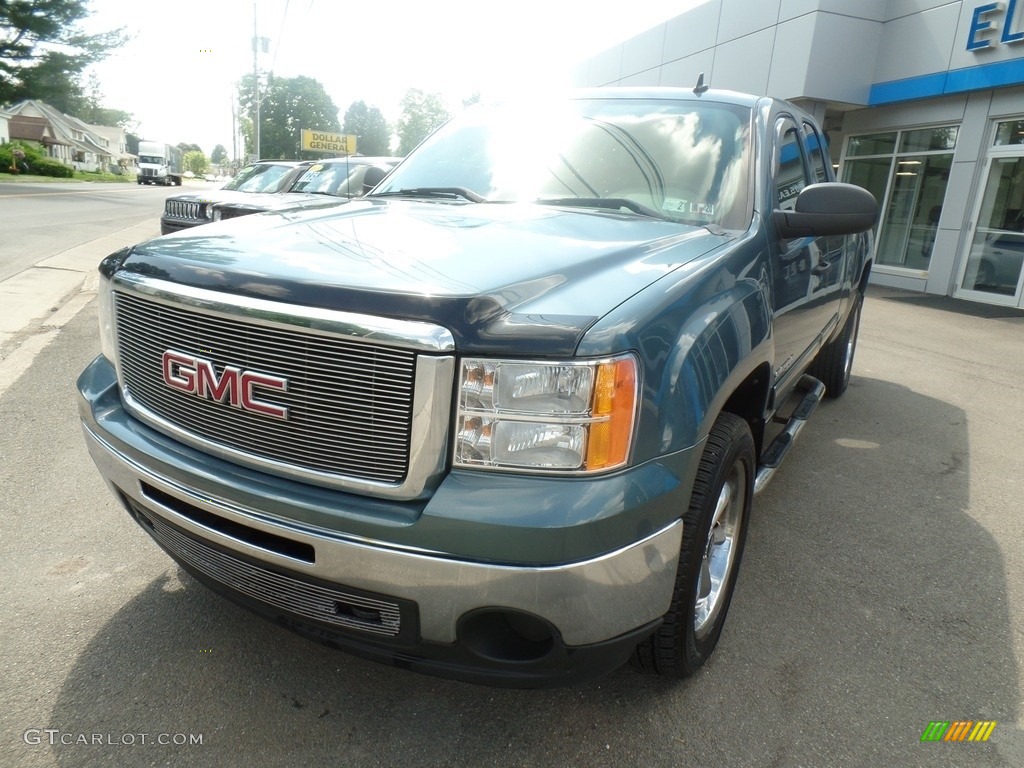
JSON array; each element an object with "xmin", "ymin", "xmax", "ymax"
[{"xmin": 77, "ymin": 87, "xmax": 876, "ymax": 687}]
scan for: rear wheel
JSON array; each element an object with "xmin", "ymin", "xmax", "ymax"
[
  {"xmin": 633, "ymin": 412, "xmax": 754, "ymax": 677},
  {"xmin": 808, "ymin": 295, "xmax": 862, "ymax": 398}
]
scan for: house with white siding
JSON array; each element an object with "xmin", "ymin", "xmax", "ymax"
[{"xmin": 4, "ymin": 100, "xmax": 132, "ymax": 173}]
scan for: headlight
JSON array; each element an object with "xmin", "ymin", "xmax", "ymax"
[
  {"xmin": 204, "ymin": 203, "xmax": 216, "ymax": 220},
  {"xmin": 454, "ymin": 355, "xmax": 638, "ymax": 473},
  {"xmin": 97, "ymin": 272, "xmax": 118, "ymax": 367}
]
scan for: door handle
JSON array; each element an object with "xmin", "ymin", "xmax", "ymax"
[{"xmin": 811, "ymin": 260, "xmax": 832, "ymax": 275}]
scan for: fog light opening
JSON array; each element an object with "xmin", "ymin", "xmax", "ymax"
[
  {"xmin": 459, "ymin": 609, "xmax": 556, "ymax": 663},
  {"xmin": 334, "ymin": 601, "xmax": 383, "ymax": 626}
]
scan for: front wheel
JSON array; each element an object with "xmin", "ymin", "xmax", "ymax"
[{"xmin": 633, "ymin": 412, "xmax": 754, "ymax": 677}]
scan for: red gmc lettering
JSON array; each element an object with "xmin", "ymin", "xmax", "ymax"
[
  {"xmin": 240, "ymin": 372, "xmax": 289, "ymax": 419},
  {"xmin": 160, "ymin": 350, "xmax": 288, "ymax": 419},
  {"xmin": 162, "ymin": 351, "xmax": 197, "ymax": 393},
  {"xmin": 196, "ymin": 360, "xmax": 240, "ymax": 403}
]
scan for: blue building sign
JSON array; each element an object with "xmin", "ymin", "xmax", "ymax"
[{"xmin": 967, "ymin": 0, "xmax": 1024, "ymax": 50}]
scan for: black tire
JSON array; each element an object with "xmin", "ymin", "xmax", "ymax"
[
  {"xmin": 633, "ymin": 412, "xmax": 754, "ymax": 677},
  {"xmin": 808, "ymin": 294, "xmax": 862, "ymax": 399}
]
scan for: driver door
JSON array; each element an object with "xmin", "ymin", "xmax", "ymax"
[{"xmin": 769, "ymin": 115, "xmax": 846, "ymax": 386}]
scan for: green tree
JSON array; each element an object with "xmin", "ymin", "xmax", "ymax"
[
  {"xmin": 183, "ymin": 150, "xmax": 208, "ymax": 175},
  {"xmin": 77, "ymin": 74, "xmax": 135, "ymax": 128},
  {"xmin": 210, "ymin": 144, "xmax": 228, "ymax": 165},
  {"xmin": 0, "ymin": 0, "xmax": 126, "ymax": 109},
  {"xmin": 82, "ymin": 105, "xmax": 133, "ymax": 128},
  {"xmin": 342, "ymin": 101, "xmax": 390, "ymax": 156},
  {"xmin": 237, "ymin": 73, "xmax": 340, "ymax": 160},
  {"xmin": 177, "ymin": 142, "xmax": 202, "ymax": 154},
  {"xmin": 396, "ymin": 89, "xmax": 450, "ymax": 156}
]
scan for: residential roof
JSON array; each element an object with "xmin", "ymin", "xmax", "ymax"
[
  {"xmin": 84, "ymin": 121, "xmax": 133, "ymax": 160},
  {"xmin": 5, "ymin": 100, "xmax": 123, "ymax": 158},
  {"xmin": 8, "ymin": 115, "xmax": 70, "ymax": 146}
]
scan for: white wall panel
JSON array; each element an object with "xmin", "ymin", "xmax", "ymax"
[
  {"xmin": 718, "ymin": 0, "xmax": 781, "ymax": 42},
  {"xmin": 713, "ymin": 28, "xmax": 777, "ymax": 95},
  {"xmin": 663, "ymin": 0, "xmax": 722, "ymax": 62}
]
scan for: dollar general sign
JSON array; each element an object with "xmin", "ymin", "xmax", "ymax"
[{"xmin": 301, "ymin": 130, "xmax": 357, "ymax": 154}]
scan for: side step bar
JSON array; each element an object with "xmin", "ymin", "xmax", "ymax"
[{"xmin": 754, "ymin": 374, "xmax": 825, "ymax": 495}]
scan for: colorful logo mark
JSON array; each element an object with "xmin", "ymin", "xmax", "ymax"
[{"xmin": 921, "ymin": 721, "xmax": 997, "ymax": 742}]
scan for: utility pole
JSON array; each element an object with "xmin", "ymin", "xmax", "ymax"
[
  {"xmin": 251, "ymin": 3, "xmax": 271, "ymax": 161},
  {"xmin": 252, "ymin": 2, "xmax": 260, "ymax": 160}
]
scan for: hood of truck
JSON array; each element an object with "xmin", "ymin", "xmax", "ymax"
[{"xmin": 120, "ymin": 199, "xmax": 733, "ymax": 356}]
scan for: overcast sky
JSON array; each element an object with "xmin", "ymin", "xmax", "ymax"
[{"xmin": 80, "ymin": 0, "xmax": 701, "ymax": 156}]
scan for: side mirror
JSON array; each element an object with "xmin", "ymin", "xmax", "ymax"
[
  {"xmin": 362, "ymin": 165, "xmax": 392, "ymax": 195},
  {"xmin": 773, "ymin": 182, "xmax": 878, "ymax": 238}
]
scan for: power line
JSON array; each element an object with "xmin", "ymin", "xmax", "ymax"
[{"xmin": 269, "ymin": 0, "xmax": 291, "ymax": 74}]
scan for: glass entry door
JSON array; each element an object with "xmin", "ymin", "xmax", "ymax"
[{"xmin": 956, "ymin": 128, "xmax": 1024, "ymax": 305}]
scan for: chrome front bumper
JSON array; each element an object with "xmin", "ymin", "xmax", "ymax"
[{"xmin": 82, "ymin": 422, "xmax": 683, "ymax": 647}]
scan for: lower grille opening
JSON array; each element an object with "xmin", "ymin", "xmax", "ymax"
[
  {"xmin": 335, "ymin": 601, "xmax": 386, "ymax": 628},
  {"xmin": 127, "ymin": 499, "xmax": 408, "ymax": 639},
  {"xmin": 140, "ymin": 481, "xmax": 315, "ymax": 564}
]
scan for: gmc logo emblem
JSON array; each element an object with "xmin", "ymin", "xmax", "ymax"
[{"xmin": 161, "ymin": 350, "xmax": 289, "ymax": 420}]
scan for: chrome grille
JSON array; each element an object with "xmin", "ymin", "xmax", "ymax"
[
  {"xmin": 137, "ymin": 505, "xmax": 402, "ymax": 637},
  {"xmin": 114, "ymin": 291, "xmax": 416, "ymax": 484},
  {"xmin": 165, "ymin": 200, "xmax": 201, "ymax": 220}
]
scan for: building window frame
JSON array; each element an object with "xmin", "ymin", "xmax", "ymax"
[{"xmin": 839, "ymin": 124, "xmax": 959, "ymax": 277}]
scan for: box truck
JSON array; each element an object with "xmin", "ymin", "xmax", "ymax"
[{"xmin": 137, "ymin": 141, "xmax": 183, "ymax": 186}]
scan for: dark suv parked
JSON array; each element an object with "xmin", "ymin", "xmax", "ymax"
[
  {"xmin": 159, "ymin": 161, "xmax": 308, "ymax": 235},
  {"xmin": 210, "ymin": 156, "xmax": 401, "ymax": 223}
]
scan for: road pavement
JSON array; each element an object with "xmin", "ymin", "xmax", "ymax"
[
  {"xmin": 0, "ymin": 196, "xmax": 1022, "ymax": 766},
  {"xmin": 0, "ymin": 181, "xmax": 184, "ymax": 282},
  {"xmin": 0, "ymin": 180, "xmax": 193, "ymax": 391}
]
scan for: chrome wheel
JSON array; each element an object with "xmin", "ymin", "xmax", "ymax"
[
  {"xmin": 693, "ymin": 460, "xmax": 747, "ymax": 640},
  {"xmin": 632, "ymin": 412, "xmax": 754, "ymax": 677}
]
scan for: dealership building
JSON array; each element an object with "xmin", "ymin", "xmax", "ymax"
[{"xmin": 572, "ymin": 0, "xmax": 1024, "ymax": 308}]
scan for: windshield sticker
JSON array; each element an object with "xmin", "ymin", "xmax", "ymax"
[{"xmin": 663, "ymin": 198, "xmax": 715, "ymax": 216}]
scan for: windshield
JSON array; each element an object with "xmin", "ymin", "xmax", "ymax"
[
  {"xmin": 289, "ymin": 161, "xmax": 372, "ymax": 196},
  {"xmin": 138, "ymin": 155, "xmax": 163, "ymax": 164},
  {"xmin": 224, "ymin": 163, "xmax": 296, "ymax": 193},
  {"xmin": 374, "ymin": 97, "xmax": 753, "ymax": 229}
]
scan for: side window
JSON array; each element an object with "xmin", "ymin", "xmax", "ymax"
[
  {"xmin": 775, "ymin": 117, "xmax": 808, "ymax": 211},
  {"xmin": 803, "ymin": 122, "xmax": 830, "ymax": 183}
]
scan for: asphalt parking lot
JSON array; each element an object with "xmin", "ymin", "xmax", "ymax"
[{"xmin": 1, "ymin": 279, "xmax": 1022, "ymax": 767}]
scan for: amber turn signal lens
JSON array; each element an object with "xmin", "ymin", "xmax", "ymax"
[{"xmin": 585, "ymin": 357, "xmax": 637, "ymax": 470}]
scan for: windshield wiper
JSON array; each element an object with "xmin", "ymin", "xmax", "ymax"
[
  {"xmin": 535, "ymin": 197, "xmax": 673, "ymax": 221},
  {"xmin": 369, "ymin": 187, "xmax": 488, "ymax": 203}
]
